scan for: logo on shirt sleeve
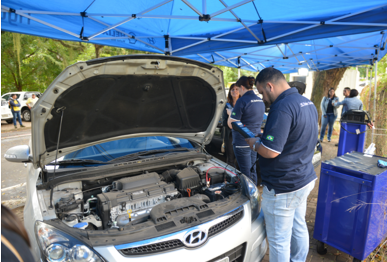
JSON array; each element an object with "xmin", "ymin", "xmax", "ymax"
[
  {"xmin": 232, "ymin": 112, "xmax": 236, "ymax": 115},
  {"xmin": 266, "ymin": 135, "xmax": 274, "ymax": 141}
]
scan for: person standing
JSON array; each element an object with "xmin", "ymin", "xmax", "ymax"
[
  {"xmin": 320, "ymin": 88, "xmax": 339, "ymax": 142},
  {"xmin": 26, "ymin": 93, "xmax": 39, "ymax": 109},
  {"xmin": 222, "ymin": 84, "xmax": 240, "ymax": 167},
  {"xmin": 227, "ymin": 76, "xmax": 265, "ymax": 185},
  {"xmin": 340, "ymin": 87, "xmax": 351, "ymax": 115},
  {"xmin": 334, "ymin": 87, "xmax": 351, "ymax": 146},
  {"xmin": 334, "ymin": 89, "xmax": 363, "ymax": 111},
  {"xmin": 9, "ymin": 94, "xmax": 24, "ymax": 128},
  {"xmin": 246, "ymin": 68, "xmax": 318, "ymax": 262}
]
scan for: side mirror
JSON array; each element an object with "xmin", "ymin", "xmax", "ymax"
[{"xmin": 4, "ymin": 145, "xmax": 32, "ymax": 163}]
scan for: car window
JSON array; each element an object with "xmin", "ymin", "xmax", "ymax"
[
  {"xmin": 62, "ymin": 136, "xmax": 195, "ymax": 162},
  {"xmin": 3, "ymin": 94, "xmax": 20, "ymax": 100},
  {"xmin": 24, "ymin": 93, "xmax": 40, "ymax": 99}
]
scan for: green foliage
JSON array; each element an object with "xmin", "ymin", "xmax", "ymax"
[
  {"xmin": 1, "ymin": 32, "xmax": 156, "ymax": 94},
  {"xmin": 214, "ymin": 65, "xmax": 257, "ymax": 86}
]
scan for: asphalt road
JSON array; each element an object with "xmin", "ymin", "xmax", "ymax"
[{"xmin": 1, "ymin": 126, "xmax": 31, "ymax": 206}]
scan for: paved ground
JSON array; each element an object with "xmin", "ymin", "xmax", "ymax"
[
  {"xmin": 1, "ymin": 119, "xmax": 31, "ymax": 132},
  {"xmin": 0, "ymin": 125, "xmax": 365, "ymax": 261},
  {"xmin": 1, "ymin": 120, "xmax": 31, "ymax": 209}
]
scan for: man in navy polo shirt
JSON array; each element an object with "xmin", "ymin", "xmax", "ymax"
[{"xmin": 246, "ymin": 68, "xmax": 318, "ymax": 262}]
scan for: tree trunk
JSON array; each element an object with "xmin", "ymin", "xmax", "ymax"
[
  {"xmin": 94, "ymin": 44, "xmax": 104, "ymax": 58},
  {"xmin": 310, "ymin": 67, "xmax": 348, "ymax": 124}
]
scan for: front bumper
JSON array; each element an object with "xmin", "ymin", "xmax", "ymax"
[{"xmin": 94, "ymin": 203, "xmax": 266, "ymax": 262}]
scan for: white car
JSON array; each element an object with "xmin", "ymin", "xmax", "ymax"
[
  {"xmin": 1, "ymin": 91, "xmax": 41, "ymax": 122},
  {"xmin": 5, "ymin": 55, "xmax": 267, "ymax": 262},
  {"xmin": 1, "ymin": 98, "xmax": 13, "ymax": 124}
]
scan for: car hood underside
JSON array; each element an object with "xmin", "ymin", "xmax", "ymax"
[{"xmin": 31, "ymin": 55, "xmax": 225, "ymax": 168}]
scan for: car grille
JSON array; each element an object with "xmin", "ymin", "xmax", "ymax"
[
  {"xmin": 118, "ymin": 209, "xmax": 244, "ymax": 256},
  {"xmin": 119, "ymin": 239, "xmax": 184, "ymax": 256},
  {"xmin": 208, "ymin": 243, "xmax": 246, "ymax": 262},
  {"xmin": 208, "ymin": 210, "xmax": 244, "ymax": 237}
]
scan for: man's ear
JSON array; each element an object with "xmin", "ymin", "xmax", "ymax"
[{"xmin": 267, "ymin": 82, "xmax": 274, "ymax": 93}]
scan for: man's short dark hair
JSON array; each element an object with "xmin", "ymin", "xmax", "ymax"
[
  {"xmin": 344, "ymin": 87, "xmax": 351, "ymax": 91},
  {"xmin": 350, "ymin": 89, "xmax": 359, "ymax": 97},
  {"xmin": 255, "ymin": 67, "xmax": 286, "ymax": 86}
]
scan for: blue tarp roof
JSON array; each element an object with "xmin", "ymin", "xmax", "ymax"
[
  {"xmin": 184, "ymin": 31, "xmax": 387, "ymax": 73},
  {"xmin": 1, "ymin": 0, "xmax": 387, "ymax": 72}
]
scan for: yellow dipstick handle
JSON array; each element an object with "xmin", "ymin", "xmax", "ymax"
[{"xmin": 127, "ymin": 209, "xmax": 132, "ymax": 219}]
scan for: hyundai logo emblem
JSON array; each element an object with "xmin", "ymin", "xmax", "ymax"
[{"xmin": 183, "ymin": 229, "xmax": 208, "ymax": 247}]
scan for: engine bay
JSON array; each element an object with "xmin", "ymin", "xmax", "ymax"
[{"xmin": 38, "ymin": 161, "xmax": 240, "ymax": 231}]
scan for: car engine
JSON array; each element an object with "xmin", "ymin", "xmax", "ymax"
[{"xmin": 49, "ymin": 163, "xmax": 239, "ymax": 230}]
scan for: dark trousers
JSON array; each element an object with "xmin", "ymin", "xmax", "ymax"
[
  {"xmin": 233, "ymin": 146, "xmax": 257, "ymax": 185},
  {"xmin": 225, "ymin": 134, "xmax": 236, "ymax": 167}
]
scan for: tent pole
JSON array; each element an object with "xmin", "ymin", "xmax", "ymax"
[
  {"xmin": 238, "ymin": 68, "xmax": 241, "ymax": 78},
  {"xmin": 368, "ymin": 67, "xmax": 372, "ymax": 111},
  {"xmin": 372, "ymin": 61, "xmax": 378, "ymax": 144}
]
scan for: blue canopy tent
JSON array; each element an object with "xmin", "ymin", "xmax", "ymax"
[
  {"xmin": 1, "ymin": 0, "xmax": 387, "ymax": 56},
  {"xmin": 1, "ymin": 0, "xmax": 386, "ymax": 145},
  {"xmin": 183, "ymin": 31, "xmax": 387, "ymax": 73}
]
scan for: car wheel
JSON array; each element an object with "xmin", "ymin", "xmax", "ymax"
[
  {"xmin": 22, "ymin": 109, "xmax": 31, "ymax": 122},
  {"xmin": 6, "ymin": 120, "xmax": 13, "ymax": 124}
]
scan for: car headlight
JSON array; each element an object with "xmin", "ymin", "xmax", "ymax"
[
  {"xmin": 35, "ymin": 221, "xmax": 104, "ymax": 262},
  {"xmin": 240, "ymin": 174, "xmax": 261, "ymax": 222}
]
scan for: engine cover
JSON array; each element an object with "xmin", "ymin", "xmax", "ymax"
[{"xmin": 97, "ymin": 172, "xmax": 178, "ymax": 228}]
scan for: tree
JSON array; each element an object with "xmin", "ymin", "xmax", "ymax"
[
  {"xmin": 1, "ymin": 32, "xmax": 86, "ymax": 93},
  {"xmin": 310, "ymin": 67, "xmax": 348, "ymax": 124}
]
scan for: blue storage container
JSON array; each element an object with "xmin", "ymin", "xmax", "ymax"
[
  {"xmin": 314, "ymin": 152, "xmax": 387, "ymax": 261},
  {"xmin": 337, "ymin": 123, "xmax": 367, "ymax": 156}
]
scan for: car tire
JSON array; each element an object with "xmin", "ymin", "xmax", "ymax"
[
  {"xmin": 6, "ymin": 120, "xmax": 13, "ymax": 124},
  {"xmin": 22, "ymin": 109, "xmax": 31, "ymax": 122}
]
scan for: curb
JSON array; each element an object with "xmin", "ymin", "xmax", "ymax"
[{"xmin": 1, "ymin": 182, "xmax": 26, "ymax": 192}]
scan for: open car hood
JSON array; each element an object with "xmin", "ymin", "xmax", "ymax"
[{"xmin": 31, "ymin": 55, "xmax": 225, "ymax": 168}]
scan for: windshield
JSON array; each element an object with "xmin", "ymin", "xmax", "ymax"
[{"xmin": 62, "ymin": 136, "xmax": 195, "ymax": 163}]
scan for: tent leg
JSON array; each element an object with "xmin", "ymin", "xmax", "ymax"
[
  {"xmin": 238, "ymin": 68, "xmax": 241, "ymax": 78},
  {"xmin": 371, "ymin": 61, "xmax": 378, "ymax": 144},
  {"xmin": 368, "ymin": 67, "xmax": 372, "ymax": 111}
]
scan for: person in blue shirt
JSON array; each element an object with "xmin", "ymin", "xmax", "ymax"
[
  {"xmin": 320, "ymin": 88, "xmax": 339, "ymax": 142},
  {"xmin": 333, "ymin": 89, "xmax": 363, "ymax": 112},
  {"xmin": 226, "ymin": 76, "xmax": 265, "ymax": 185},
  {"xmin": 246, "ymin": 68, "xmax": 318, "ymax": 262}
]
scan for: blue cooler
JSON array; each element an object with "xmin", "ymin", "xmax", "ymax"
[{"xmin": 314, "ymin": 152, "xmax": 387, "ymax": 261}]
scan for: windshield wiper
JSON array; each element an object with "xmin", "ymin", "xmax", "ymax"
[
  {"xmin": 46, "ymin": 159, "xmax": 109, "ymax": 166},
  {"xmin": 109, "ymin": 148, "xmax": 194, "ymax": 163}
]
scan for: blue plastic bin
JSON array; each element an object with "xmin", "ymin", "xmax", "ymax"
[
  {"xmin": 337, "ymin": 123, "xmax": 367, "ymax": 156},
  {"xmin": 313, "ymin": 152, "xmax": 387, "ymax": 260}
]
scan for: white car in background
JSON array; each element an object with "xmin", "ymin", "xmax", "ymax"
[
  {"xmin": 5, "ymin": 55, "xmax": 267, "ymax": 262},
  {"xmin": 1, "ymin": 99, "xmax": 13, "ymax": 124},
  {"xmin": 1, "ymin": 91, "xmax": 41, "ymax": 122}
]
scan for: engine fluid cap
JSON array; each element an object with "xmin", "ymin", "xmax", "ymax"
[{"xmin": 73, "ymin": 222, "xmax": 88, "ymax": 229}]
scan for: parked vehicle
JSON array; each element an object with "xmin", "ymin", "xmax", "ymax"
[
  {"xmin": 1, "ymin": 98, "xmax": 13, "ymax": 124},
  {"xmin": 5, "ymin": 56, "xmax": 267, "ymax": 262},
  {"xmin": 1, "ymin": 91, "xmax": 41, "ymax": 122}
]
